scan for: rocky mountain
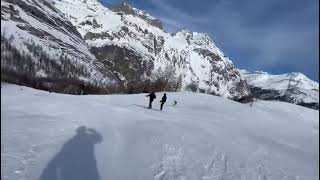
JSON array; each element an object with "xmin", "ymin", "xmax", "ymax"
[
  {"xmin": 240, "ymin": 70, "xmax": 319, "ymax": 110},
  {"xmin": 53, "ymin": 0, "xmax": 251, "ymax": 100},
  {"xmin": 1, "ymin": 0, "xmax": 121, "ymax": 94}
]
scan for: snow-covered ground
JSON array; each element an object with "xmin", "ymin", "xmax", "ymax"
[{"xmin": 1, "ymin": 83, "xmax": 319, "ymax": 180}]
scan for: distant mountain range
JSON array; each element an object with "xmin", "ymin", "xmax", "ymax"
[{"xmin": 240, "ymin": 70, "xmax": 319, "ymax": 110}]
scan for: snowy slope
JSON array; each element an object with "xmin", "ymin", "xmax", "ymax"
[
  {"xmin": 240, "ymin": 70, "xmax": 319, "ymax": 109},
  {"xmin": 54, "ymin": 0, "xmax": 250, "ymax": 100},
  {"xmin": 1, "ymin": 0, "xmax": 119, "ymax": 92},
  {"xmin": 1, "ymin": 83, "xmax": 318, "ymax": 180}
]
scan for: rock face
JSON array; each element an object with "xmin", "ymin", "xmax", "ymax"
[
  {"xmin": 111, "ymin": 1, "xmax": 163, "ymax": 29},
  {"xmin": 1, "ymin": 0, "xmax": 121, "ymax": 94},
  {"xmin": 54, "ymin": 0, "xmax": 251, "ymax": 100},
  {"xmin": 240, "ymin": 70, "xmax": 319, "ymax": 110}
]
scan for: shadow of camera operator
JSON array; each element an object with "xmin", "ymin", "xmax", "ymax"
[{"xmin": 39, "ymin": 126, "xmax": 103, "ymax": 180}]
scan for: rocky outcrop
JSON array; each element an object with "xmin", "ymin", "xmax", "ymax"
[{"xmin": 111, "ymin": 1, "xmax": 163, "ymax": 29}]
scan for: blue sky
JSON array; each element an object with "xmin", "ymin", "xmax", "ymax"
[{"xmin": 101, "ymin": 0, "xmax": 319, "ymax": 81}]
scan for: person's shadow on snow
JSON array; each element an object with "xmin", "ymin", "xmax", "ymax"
[{"xmin": 39, "ymin": 126, "xmax": 103, "ymax": 180}]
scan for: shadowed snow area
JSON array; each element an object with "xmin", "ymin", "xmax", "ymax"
[{"xmin": 1, "ymin": 83, "xmax": 319, "ymax": 180}]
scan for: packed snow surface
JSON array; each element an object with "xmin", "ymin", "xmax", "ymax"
[{"xmin": 1, "ymin": 83, "xmax": 319, "ymax": 180}]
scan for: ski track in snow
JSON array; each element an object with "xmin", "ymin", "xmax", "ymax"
[{"xmin": 1, "ymin": 83, "xmax": 319, "ymax": 180}]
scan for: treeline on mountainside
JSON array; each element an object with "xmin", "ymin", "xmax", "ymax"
[
  {"xmin": 0, "ymin": 33, "xmax": 186, "ymax": 95},
  {"xmin": 1, "ymin": 33, "xmax": 120, "ymax": 95}
]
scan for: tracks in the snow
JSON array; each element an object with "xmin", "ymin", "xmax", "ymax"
[{"xmin": 151, "ymin": 142, "xmax": 304, "ymax": 180}]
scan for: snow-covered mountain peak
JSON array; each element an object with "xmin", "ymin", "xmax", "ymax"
[
  {"xmin": 174, "ymin": 30, "xmax": 211, "ymax": 45},
  {"xmin": 72, "ymin": 0, "xmax": 101, "ymax": 6},
  {"xmin": 175, "ymin": 28, "xmax": 193, "ymax": 34},
  {"xmin": 53, "ymin": 0, "xmax": 251, "ymax": 100},
  {"xmin": 168, "ymin": 29, "xmax": 224, "ymax": 55},
  {"xmin": 112, "ymin": 1, "xmax": 153, "ymax": 18},
  {"xmin": 240, "ymin": 70, "xmax": 319, "ymax": 109},
  {"xmin": 240, "ymin": 70, "xmax": 319, "ymax": 90},
  {"xmin": 111, "ymin": 1, "xmax": 163, "ymax": 29},
  {"xmin": 287, "ymin": 72, "xmax": 309, "ymax": 79},
  {"xmin": 1, "ymin": 0, "xmax": 252, "ymax": 100}
]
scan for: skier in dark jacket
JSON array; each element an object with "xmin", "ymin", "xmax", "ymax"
[
  {"xmin": 79, "ymin": 84, "xmax": 85, "ymax": 95},
  {"xmin": 146, "ymin": 91, "xmax": 156, "ymax": 109},
  {"xmin": 160, "ymin": 93, "xmax": 167, "ymax": 111}
]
